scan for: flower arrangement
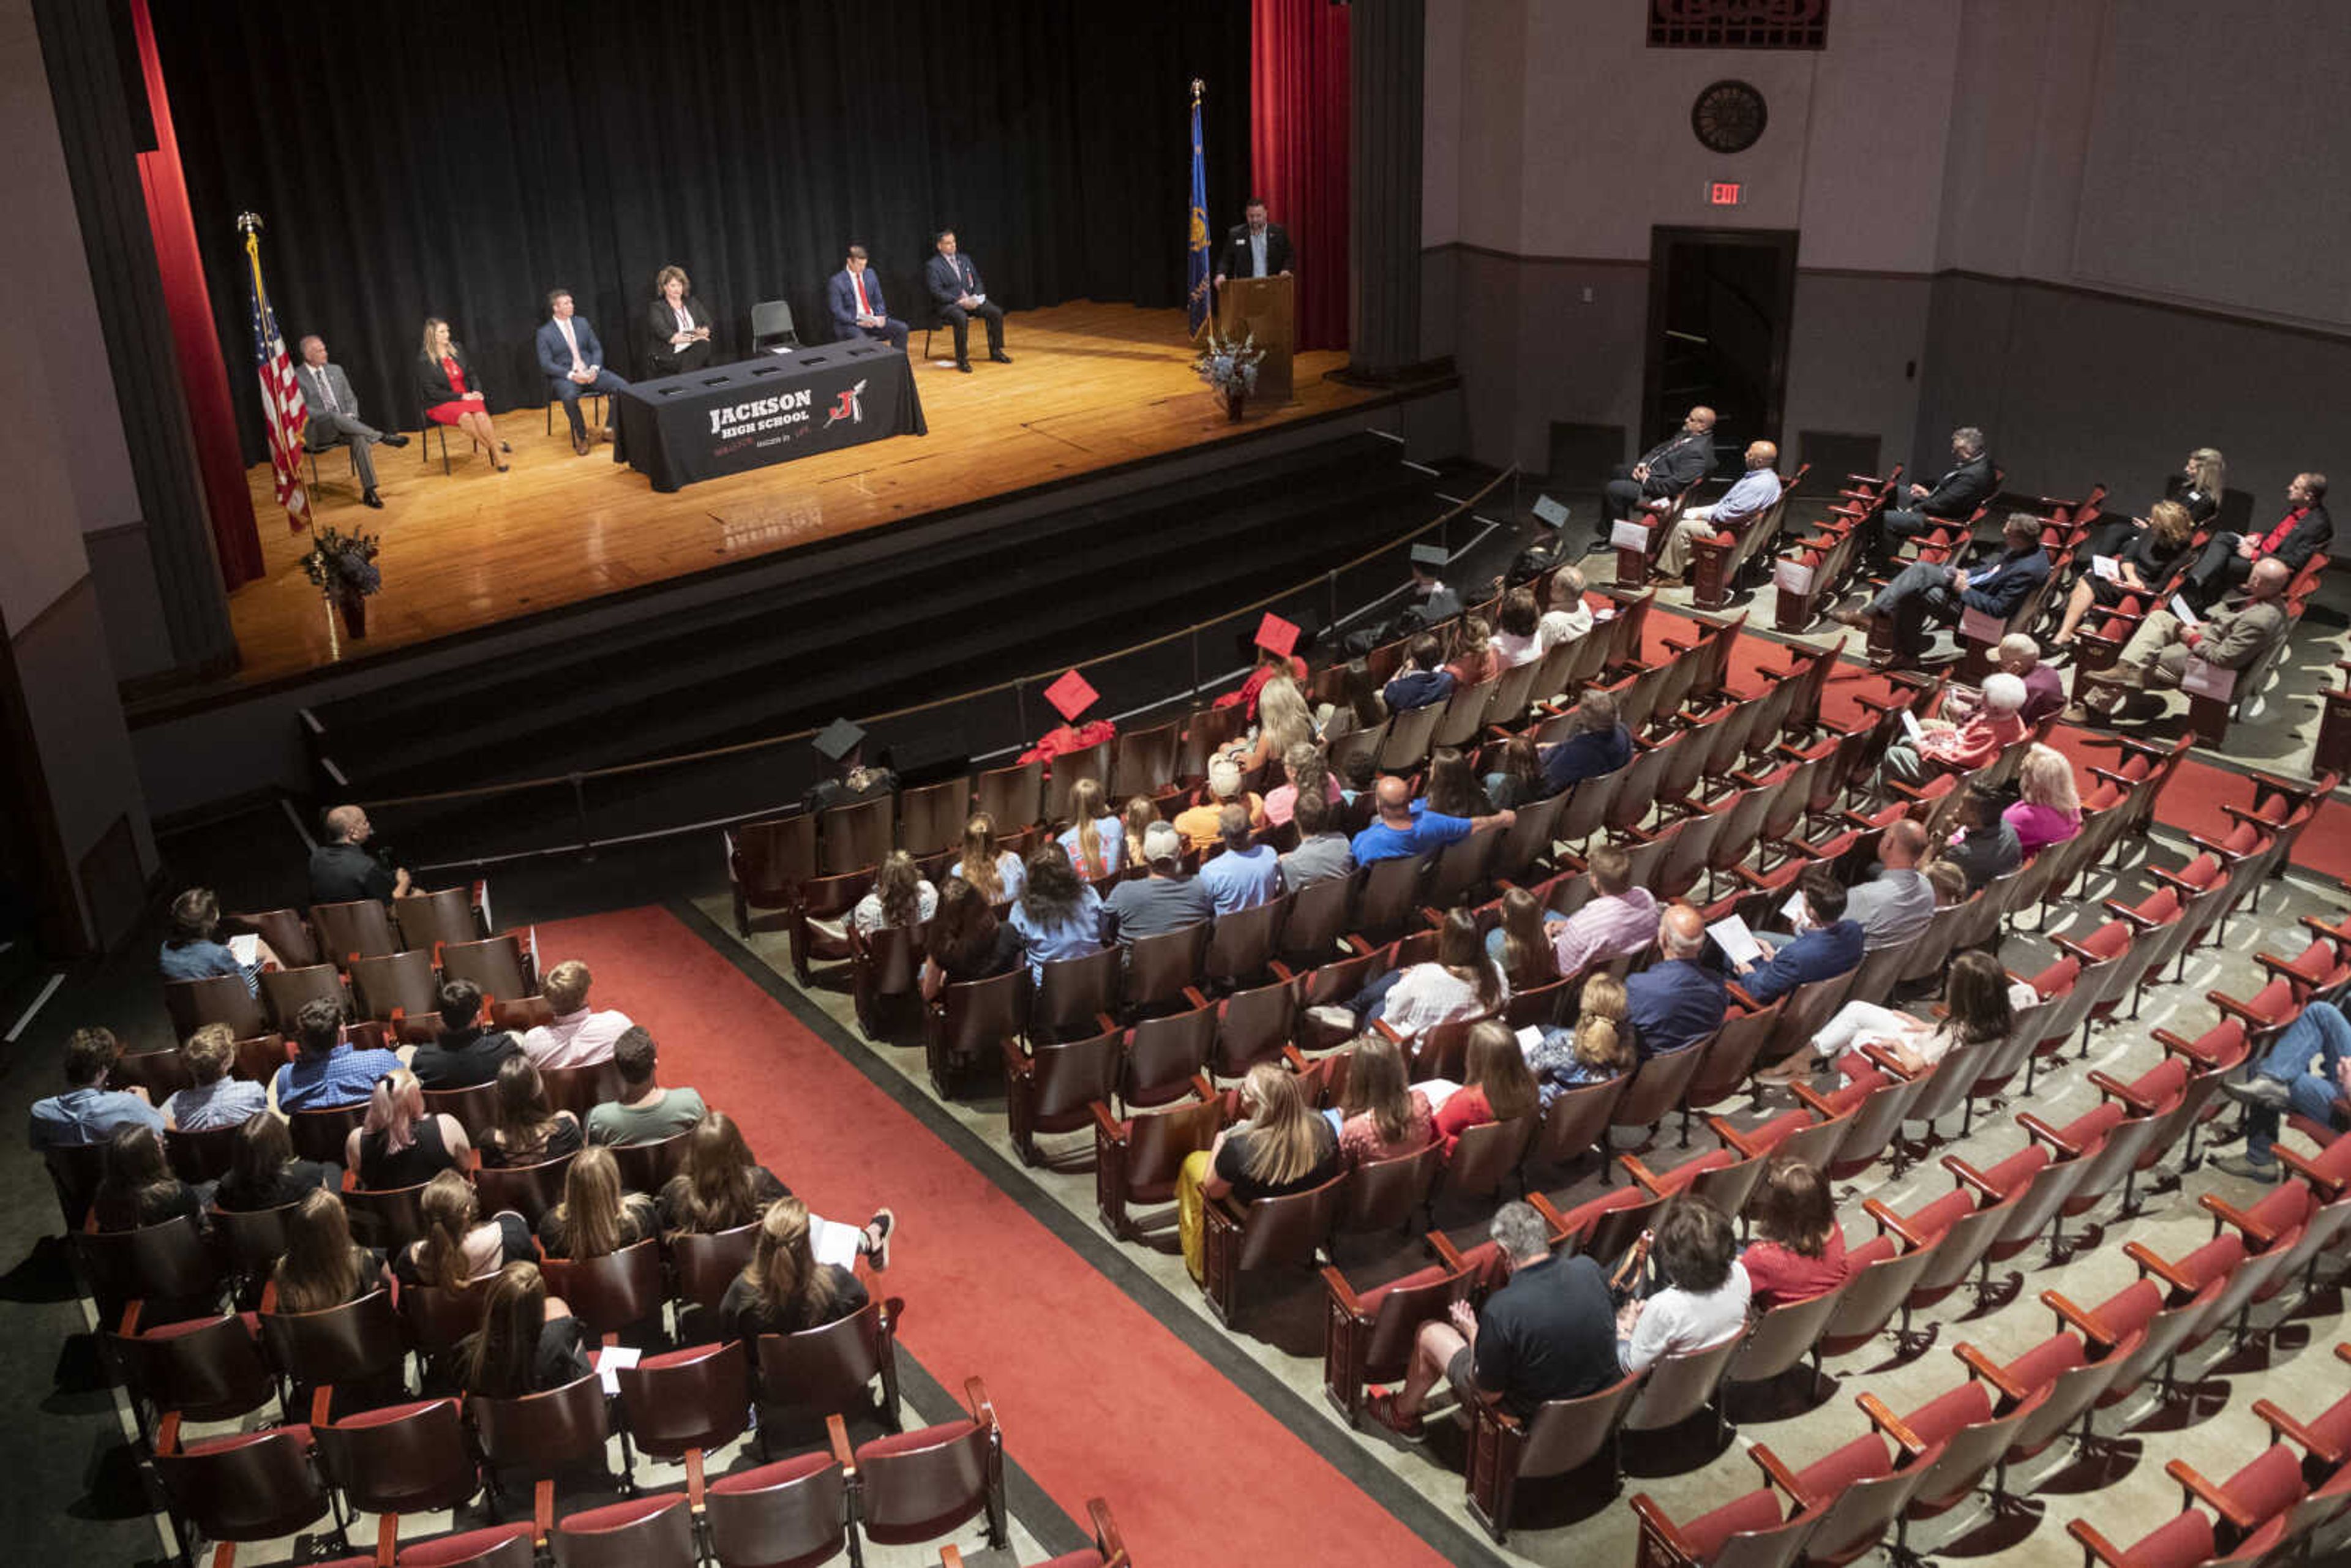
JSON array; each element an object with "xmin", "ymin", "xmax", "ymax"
[
  {"xmin": 1194, "ymin": 329, "xmax": 1264, "ymax": 397},
  {"xmin": 301, "ymin": 526, "xmax": 383, "ymax": 598}
]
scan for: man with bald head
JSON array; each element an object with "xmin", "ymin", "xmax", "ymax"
[
  {"xmin": 1652, "ymin": 439, "xmax": 1781, "ymax": 584},
  {"xmin": 1349, "ymin": 775, "xmax": 1514, "ymax": 866},
  {"xmin": 1600, "ymin": 406, "xmax": 1717, "ymax": 532},
  {"xmin": 294, "ymin": 334, "xmax": 408, "ymax": 509},
  {"xmin": 2069, "ymin": 555, "xmax": 2295, "ymax": 722},
  {"xmin": 1623, "ymin": 904, "xmax": 1727, "ymax": 1059},
  {"xmin": 307, "ymin": 805, "xmax": 412, "ymax": 905},
  {"xmin": 1845, "ymin": 819, "xmax": 1935, "ymax": 951}
]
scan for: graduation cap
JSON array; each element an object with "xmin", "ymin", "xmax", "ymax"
[
  {"xmin": 812, "ymin": 718, "xmax": 866, "ymax": 763},
  {"xmin": 1409, "ymin": 543, "xmax": 1449, "ymax": 571},
  {"xmin": 1253, "ymin": 612, "xmax": 1301, "ymax": 659},
  {"xmin": 1044, "ymin": 669, "xmax": 1099, "ymax": 723}
]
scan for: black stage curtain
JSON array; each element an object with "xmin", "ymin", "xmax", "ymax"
[{"xmin": 151, "ymin": 0, "xmax": 1250, "ymax": 464}]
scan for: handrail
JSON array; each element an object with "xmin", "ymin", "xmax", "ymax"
[{"xmin": 358, "ymin": 464, "xmax": 1520, "ymax": 811}]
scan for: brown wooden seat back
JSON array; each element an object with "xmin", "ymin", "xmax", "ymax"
[{"xmin": 311, "ymin": 899, "xmax": 400, "ymax": 962}]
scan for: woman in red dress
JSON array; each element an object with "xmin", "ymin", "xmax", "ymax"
[{"xmin": 415, "ymin": 317, "xmax": 508, "ymax": 471}]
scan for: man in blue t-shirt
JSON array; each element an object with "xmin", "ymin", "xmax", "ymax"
[{"xmin": 1350, "ymin": 775, "xmax": 1514, "ymax": 865}]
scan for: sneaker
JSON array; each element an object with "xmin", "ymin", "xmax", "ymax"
[
  {"xmin": 1366, "ymin": 1387, "xmax": 1426, "ymax": 1442},
  {"xmin": 2212, "ymin": 1153, "xmax": 2282, "ymax": 1182},
  {"xmin": 2222, "ymin": 1076, "xmax": 2293, "ymax": 1112},
  {"xmin": 863, "ymin": 1208, "xmax": 896, "ymax": 1271}
]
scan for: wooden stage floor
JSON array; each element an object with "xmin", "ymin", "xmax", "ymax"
[{"xmin": 225, "ymin": 302, "xmax": 1371, "ymax": 687}]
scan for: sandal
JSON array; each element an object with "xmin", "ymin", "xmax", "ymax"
[
  {"xmin": 863, "ymin": 1208, "xmax": 896, "ymax": 1271},
  {"xmin": 1366, "ymin": 1387, "xmax": 1425, "ymax": 1442}
]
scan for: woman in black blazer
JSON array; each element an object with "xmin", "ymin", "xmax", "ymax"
[
  {"xmin": 645, "ymin": 266, "xmax": 714, "ymax": 376},
  {"xmin": 416, "ymin": 317, "xmax": 509, "ymax": 471}
]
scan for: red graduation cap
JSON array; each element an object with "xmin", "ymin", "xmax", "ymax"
[
  {"xmin": 1253, "ymin": 612, "xmax": 1301, "ymax": 659},
  {"xmin": 1044, "ymin": 668, "xmax": 1099, "ymax": 722}
]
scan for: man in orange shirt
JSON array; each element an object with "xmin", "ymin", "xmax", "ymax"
[{"xmin": 1171, "ymin": 759, "xmax": 1265, "ymax": 852}]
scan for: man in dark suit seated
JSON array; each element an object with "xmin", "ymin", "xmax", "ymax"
[
  {"xmin": 2180, "ymin": 471, "xmax": 2330, "ymax": 611},
  {"xmin": 1624, "ymin": 906, "xmax": 1727, "ymax": 1059},
  {"xmin": 923, "ymin": 230, "xmax": 1008, "ymax": 373},
  {"xmin": 1877, "ymin": 426, "xmax": 1996, "ymax": 561},
  {"xmin": 1835, "ymin": 511, "xmax": 2050, "ymax": 665},
  {"xmin": 827, "ymin": 246, "xmax": 908, "ymax": 351},
  {"xmin": 294, "ymin": 335, "xmax": 408, "ymax": 509},
  {"xmin": 1600, "ymin": 407, "xmax": 1717, "ymax": 541},
  {"xmin": 1736, "ymin": 868, "xmax": 1864, "ymax": 1006},
  {"xmin": 1212, "ymin": 197, "xmax": 1294, "ymax": 288},
  {"xmin": 1539, "ymin": 689, "xmax": 1632, "ymax": 797},
  {"xmin": 534, "ymin": 290, "xmax": 630, "ymax": 457}
]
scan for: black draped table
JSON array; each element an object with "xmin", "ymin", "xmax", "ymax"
[{"xmin": 612, "ymin": 340, "xmax": 926, "ymax": 492}]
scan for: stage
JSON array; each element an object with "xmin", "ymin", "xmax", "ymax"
[{"xmin": 223, "ymin": 302, "xmax": 1373, "ymax": 687}]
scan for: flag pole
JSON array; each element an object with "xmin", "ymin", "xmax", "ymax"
[{"xmin": 239, "ymin": 211, "xmax": 312, "ymax": 533}]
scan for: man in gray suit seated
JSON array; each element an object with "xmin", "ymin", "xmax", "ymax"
[{"xmin": 295, "ymin": 335, "xmax": 407, "ymax": 509}]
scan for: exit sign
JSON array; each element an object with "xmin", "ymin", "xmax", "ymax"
[{"xmin": 1708, "ymin": 181, "xmax": 1746, "ymax": 206}]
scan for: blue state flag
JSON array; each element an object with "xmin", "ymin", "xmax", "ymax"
[{"xmin": 1186, "ymin": 80, "xmax": 1211, "ymax": 336}]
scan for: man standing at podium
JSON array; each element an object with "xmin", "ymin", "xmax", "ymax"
[
  {"xmin": 828, "ymin": 246, "xmax": 909, "ymax": 351},
  {"xmin": 1213, "ymin": 197, "xmax": 1293, "ymax": 288},
  {"xmin": 924, "ymin": 230, "xmax": 1009, "ymax": 373}
]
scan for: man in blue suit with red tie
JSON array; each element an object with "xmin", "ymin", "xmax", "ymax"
[{"xmin": 827, "ymin": 246, "xmax": 907, "ymax": 350}]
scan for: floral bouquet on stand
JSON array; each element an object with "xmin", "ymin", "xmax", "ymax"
[
  {"xmin": 1194, "ymin": 329, "xmax": 1265, "ymax": 420},
  {"xmin": 301, "ymin": 525, "xmax": 382, "ymax": 639}
]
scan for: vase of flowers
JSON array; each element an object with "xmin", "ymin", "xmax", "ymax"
[
  {"xmin": 301, "ymin": 525, "xmax": 382, "ymax": 640},
  {"xmin": 1195, "ymin": 329, "xmax": 1264, "ymax": 422}
]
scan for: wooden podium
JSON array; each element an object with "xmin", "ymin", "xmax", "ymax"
[{"xmin": 1207, "ymin": 274, "xmax": 1294, "ymax": 402}]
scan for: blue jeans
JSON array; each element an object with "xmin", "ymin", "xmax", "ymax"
[{"xmin": 2246, "ymin": 1003, "xmax": 2351, "ymax": 1163}]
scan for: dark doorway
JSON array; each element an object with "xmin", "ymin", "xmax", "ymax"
[{"xmin": 1641, "ymin": 227, "xmax": 1798, "ymax": 463}]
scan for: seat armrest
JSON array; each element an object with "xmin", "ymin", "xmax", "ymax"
[
  {"xmin": 1952, "ymin": 1341, "xmax": 2027, "ymax": 1403},
  {"xmin": 2123, "ymin": 1240, "xmax": 2199, "ymax": 1296},
  {"xmin": 2252, "ymin": 1398, "xmax": 2343, "ymax": 1466},
  {"xmin": 1855, "ymin": 1391, "xmax": 1929, "ymax": 1457},
  {"xmin": 2165, "ymin": 1458, "xmax": 2260, "ymax": 1532},
  {"xmin": 1864, "ymin": 1198, "xmax": 1925, "ymax": 1249}
]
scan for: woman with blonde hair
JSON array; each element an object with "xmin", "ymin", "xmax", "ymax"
[
  {"xmin": 459, "ymin": 1262, "xmax": 589, "ymax": 1398},
  {"xmin": 1432, "ymin": 1020, "xmax": 1542, "ymax": 1154},
  {"xmin": 394, "ymin": 1169, "xmax": 531, "ymax": 1289},
  {"xmin": 1445, "ymin": 616, "xmax": 1499, "ymax": 688},
  {"xmin": 1262, "ymin": 740, "xmax": 1339, "ymax": 827},
  {"xmin": 720, "ymin": 1196, "xmax": 872, "ymax": 1339},
  {"xmin": 346, "ymin": 1067, "xmax": 470, "ymax": 1189},
  {"xmin": 1177, "ymin": 1062, "xmax": 1341, "ymax": 1280},
  {"xmin": 1058, "ymin": 778, "xmax": 1125, "ymax": 879},
  {"xmin": 415, "ymin": 317, "xmax": 506, "ymax": 470},
  {"xmin": 2054, "ymin": 498, "xmax": 2200, "ymax": 646},
  {"xmin": 1524, "ymin": 973, "xmax": 1637, "ymax": 1105},
  {"xmin": 536, "ymin": 1145, "xmax": 659, "ymax": 1261},
  {"xmin": 1337, "ymin": 1034, "xmax": 1436, "ymax": 1165},
  {"xmin": 1120, "ymin": 795, "xmax": 1158, "ymax": 872},
  {"xmin": 953, "ymin": 813, "xmax": 1026, "ymax": 907},
  {"xmin": 2004, "ymin": 744, "xmax": 2082, "ymax": 861},
  {"xmin": 271, "ymin": 1188, "xmax": 391, "ymax": 1313}
]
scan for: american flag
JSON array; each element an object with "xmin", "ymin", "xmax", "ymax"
[{"xmin": 244, "ymin": 223, "xmax": 309, "ymax": 531}]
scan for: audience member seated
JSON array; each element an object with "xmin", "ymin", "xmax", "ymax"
[
  {"xmin": 214, "ymin": 1113, "xmax": 334, "ymax": 1213},
  {"xmin": 1601, "ymin": 406, "xmax": 1717, "ymax": 531},
  {"xmin": 1936, "ymin": 782, "xmax": 2022, "ymax": 892},
  {"xmin": 1846, "ymin": 819, "xmax": 1936, "ymax": 952},
  {"xmin": 2180, "ymin": 470, "xmax": 2329, "ymax": 610},
  {"xmin": 307, "ymin": 804, "xmax": 411, "ymax": 905},
  {"xmin": 953, "ymin": 813, "xmax": 1028, "ymax": 909},
  {"xmin": 1226, "ymin": 643, "xmax": 1311, "ymax": 722},
  {"xmin": 920, "ymin": 876, "xmax": 1026, "ymax": 998},
  {"xmin": 1226, "ymin": 675, "xmax": 1316, "ymax": 782},
  {"xmin": 1351, "ymin": 775, "xmax": 1514, "ymax": 866},
  {"xmin": 520, "ymin": 959, "xmax": 635, "ymax": 1070},
  {"xmin": 1058, "ymin": 779, "xmax": 1125, "ymax": 879},
  {"xmin": 1523, "ymin": 973, "xmax": 1637, "ymax": 1106},
  {"xmin": 162, "ymin": 1024, "xmax": 268, "ymax": 1132},
  {"xmin": 1836, "ymin": 511, "xmax": 2049, "ymax": 664},
  {"xmin": 1444, "ymin": 617, "xmax": 1499, "ymax": 689},
  {"xmin": 1432, "ymin": 1021, "xmax": 1542, "ymax": 1155},
  {"xmin": 1926, "ymin": 860, "xmax": 1968, "ymax": 907},
  {"xmin": 1619, "ymin": 1197, "xmax": 1752, "ymax": 1374},
  {"xmin": 408, "ymin": 980, "xmax": 522, "ymax": 1090},
  {"xmin": 1539, "ymin": 689, "xmax": 1633, "ymax": 797},
  {"xmin": 1173, "ymin": 760, "xmax": 1267, "ymax": 853},
  {"xmin": 1320, "ymin": 659, "xmax": 1388, "ymax": 738},
  {"xmin": 2002, "ymin": 744, "xmax": 2084, "ymax": 861},
  {"xmin": 1625, "ymin": 906, "xmax": 1727, "ymax": 1059},
  {"xmin": 1381, "ymin": 634, "xmax": 1457, "ymax": 715},
  {"xmin": 721, "ymin": 1197, "xmax": 873, "ymax": 1340},
  {"xmin": 1739, "ymin": 1158, "xmax": 1848, "ymax": 1310},
  {"xmin": 1653, "ymin": 440, "xmax": 1781, "ymax": 585},
  {"xmin": 457, "ymin": 1262, "xmax": 590, "ymax": 1398},
  {"xmin": 1337, "ymin": 1033, "xmax": 1437, "ymax": 1164},
  {"xmin": 2069, "ymin": 557, "xmax": 2292, "ymax": 723},
  {"xmin": 1536, "ymin": 566, "xmax": 1593, "ymax": 655},
  {"xmin": 1486, "ymin": 887, "xmax": 1564, "ymax": 995},
  {"xmin": 394, "ymin": 1169, "xmax": 533, "ymax": 1290},
  {"xmin": 585, "ymin": 1027, "xmax": 709, "ymax": 1145},
  {"xmin": 1539, "ymin": 845, "xmax": 1659, "ymax": 977},
  {"xmin": 2052, "ymin": 500, "xmax": 2199, "ymax": 648},
  {"xmin": 1735, "ymin": 868, "xmax": 1863, "ymax": 1005},
  {"xmin": 1277, "ymin": 789, "xmax": 1355, "ymax": 891},
  {"xmin": 1101, "ymin": 823, "xmax": 1213, "ymax": 947},
  {"xmin": 347, "ymin": 1069, "xmax": 471, "ymax": 1190},
  {"xmin": 274, "ymin": 999, "xmax": 403, "ymax": 1114},
  {"xmin": 1370, "ymin": 1200, "xmax": 1619, "ymax": 1438},
  {"xmin": 1120, "ymin": 795, "xmax": 1160, "ymax": 872},
  {"xmin": 91, "ymin": 1124, "xmax": 203, "ymax": 1232},
  {"xmin": 271, "ymin": 1188, "xmax": 391, "ymax": 1312},
  {"xmin": 1263, "ymin": 741, "xmax": 1341, "ymax": 828},
  {"xmin": 801, "ymin": 718, "xmax": 896, "ymax": 816},
  {"xmin": 1490, "ymin": 588, "xmax": 1546, "ymax": 669},
  {"xmin": 1177, "ymin": 1063, "xmax": 1340, "ymax": 1281},
  {"xmin": 159, "ymin": 887, "xmax": 268, "ymax": 996},
  {"xmin": 535, "ymin": 1146, "xmax": 659, "ymax": 1261},
  {"xmin": 1878, "ymin": 672, "xmax": 2028, "ymax": 787},
  {"xmin": 1330, "ymin": 909, "xmax": 1506, "ymax": 1041},
  {"xmin": 1403, "ymin": 542, "xmax": 1462, "ymax": 626},
  {"xmin": 1760, "ymin": 948, "xmax": 2014, "ymax": 1086},
  {"xmin": 1198, "ymin": 806, "xmax": 1281, "ymax": 915},
  {"xmin": 1338, "ymin": 751, "xmax": 1378, "ymax": 806},
  {"xmin": 31, "ymin": 1027, "xmax": 163, "ymax": 1151},
  {"xmin": 479, "ymin": 1056, "xmax": 583, "ymax": 1168},
  {"xmin": 2216, "ymin": 1000, "xmax": 2351, "ymax": 1180},
  {"xmin": 1009, "ymin": 841, "xmax": 1106, "ymax": 980},
  {"xmin": 659, "ymin": 1112, "xmax": 789, "ymax": 1236},
  {"xmin": 1872, "ymin": 426, "xmax": 1997, "ymax": 563},
  {"xmin": 1480, "ymin": 735, "xmax": 1548, "ymax": 811},
  {"xmin": 1419, "ymin": 746, "xmax": 1495, "ymax": 821},
  {"xmin": 2083, "ymin": 447, "xmax": 2224, "ymax": 562},
  {"xmin": 852, "ymin": 852, "xmax": 939, "ymax": 947}
]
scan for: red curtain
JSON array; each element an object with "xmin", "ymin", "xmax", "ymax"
[
  {"xmin": 130, "ymin": 0, "xmax": 264, "ymax": 589},
  {"xmin": 1250, "ymin": 0, "xmax": 1349, "ymax": 353}
]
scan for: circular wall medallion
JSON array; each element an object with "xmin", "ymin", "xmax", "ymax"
[{"xmin": 1692, "ymin": 79, "xmax": 1768, "ymax": 154}]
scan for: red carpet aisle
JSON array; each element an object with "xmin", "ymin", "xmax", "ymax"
[{"xmin": 526, "ymin": 906, "xmax": 1450, "ymax": 1568}]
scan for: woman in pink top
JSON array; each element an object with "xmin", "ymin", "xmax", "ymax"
[
  {"xmin": 1336, "ymin": 1035, "xmax": 1435, "ymax": 1165},
  {"xmin": 1738, "ymin": 1157, "xmax": 1848, "ymax": 1310},
  {"xmin": 2003, "ymin": 743, "xmax": 2082, "ymax": 861},
  {"xmin": 1261, "ymin": 741, "xmax": 1343, "ymax": 827}
]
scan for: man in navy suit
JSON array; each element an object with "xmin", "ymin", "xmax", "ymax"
[
  {"xmin": 1737, "ymin": 869, "xmax": 1864, "ymax": 1006},
  {"xmin": 923, "ymin": 230, "xmax": 1008, "ymax": 372},
  {"xmin": 828, "ymin": 246, "xmax": 908, "ymax": 351},
  {"xmin": 1624, "ymin": 906, "xmax": 1727, "ymax": 1059},
  {"xmin": 1836, "ymin": 512, "xmax": 2051, "ymax": 665},
  {"xmin": 534, "ymin": 290, "xmax": 630, "ymax": 457}
]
